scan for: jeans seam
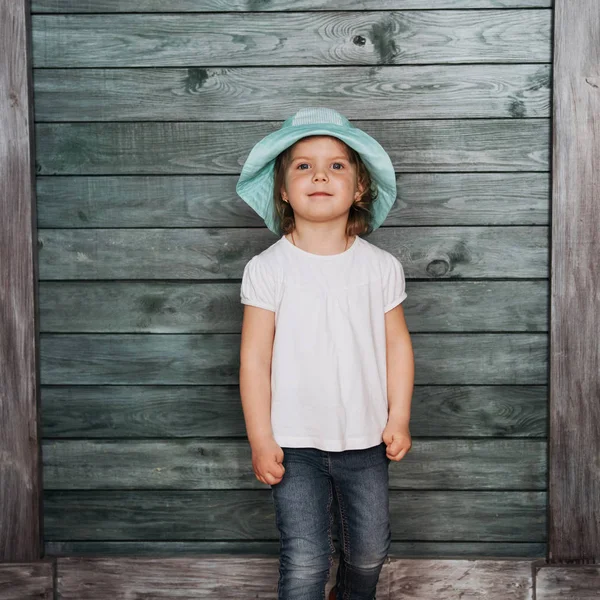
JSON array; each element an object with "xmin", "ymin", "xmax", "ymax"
[{"xmin": 333, "ymin": 479, "xmax": 351, "ymax": 600}]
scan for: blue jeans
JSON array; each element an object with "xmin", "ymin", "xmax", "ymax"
[{"xmin": 270, "ymin": 441, "xmax": 391, "ymax": 600}]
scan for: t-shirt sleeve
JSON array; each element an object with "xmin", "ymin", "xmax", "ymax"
[
  {"xmin": 240, "ymin": 256, "xmax": 276, "ymax": 312},
  {"xmin": 383, "ymin": 254, "xmax": 408, "ymax": 313}
]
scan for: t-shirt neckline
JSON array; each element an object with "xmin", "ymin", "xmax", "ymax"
[{"xmin": 281, "ymin": 234, "xmax": 360, "ymax": 259}]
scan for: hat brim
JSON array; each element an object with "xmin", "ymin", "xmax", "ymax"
[{"xmin": 236, "ymin": 123, "xmax": 396, "ymax": 235}]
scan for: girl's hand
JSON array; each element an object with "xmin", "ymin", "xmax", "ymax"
[
  {"xmin": 251, "ymin": 438, "xmax": 285, "ymax": 485},
  {"xmin": 382, "ymin": 422, "xmax": 412, "ymax": 461}
]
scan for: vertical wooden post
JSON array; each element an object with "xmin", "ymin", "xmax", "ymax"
[
  {"xmin": 550, "ymin": 0, "xmax": 600, "ymax": 563},
  {"xmin": 0, "ymin": 0, "xmax": 42, "ymax": 561}
]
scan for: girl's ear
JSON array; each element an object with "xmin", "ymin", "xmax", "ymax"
[
  {"xmin": 354, "ymin": 180, "xmax": 366, "ymax": 202},
  {"xmin": 281, "ymin": 186, "xmax": 288, "ymax": 202}
]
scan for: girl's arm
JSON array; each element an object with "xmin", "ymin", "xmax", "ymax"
[
  {"xmin": 385, "ymin": 303, "xmax": 414, "ymax": 425},
  {"xmin": 239, "ymin": 304, "xmax": 276, "ymax": 446}
]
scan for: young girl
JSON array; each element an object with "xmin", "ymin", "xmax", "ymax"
[{"xmin": 237, "ymin": 108, "xmax": 414, "ymax": 600}]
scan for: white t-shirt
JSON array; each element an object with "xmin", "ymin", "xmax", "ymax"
[{"xmin": 240, "ymin": 234, "xmax": 407, "ymax": 452}]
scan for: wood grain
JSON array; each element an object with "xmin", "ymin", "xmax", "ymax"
[
  {"xmin": 0, "ymin": 0, "xmax": 42, "ymax": 562},
  {"xmin": 536, "ymin": 565, "xmax": 600, "ymax": 599},
  {"xmin": 31, "ymin": 11, "xmax": 551, "ymax": 67},
  {"xmin": 39, "ymin": 332, "xmax": 547, "ymax": 385},
  {"xmin": 35, "ymin": 173, "xmax": 550, "ymax": 228},
  {"xmin": 34, "ymin": 120, "xmax": 550, "ymax": 175},
  {"xmin": 0, "ymin": 563, "xmax": 53, "ymax": 600},
  {"xmin": 549, "ymin": 0, "xmax": 600, "ymax": 562},
  {"xmin": 45, "ymin": 540, "xmax": 546, "ymax": 559},
  {"xmin": 40, "ymin": 385, "xmax": 547, "ymax": 439},
  {"xmin": 36, "ymin": 227, "xmax": 548, "ymax": 280},
  {"xmin": 38, "ymin": 280, "xmax": 548, "ymax": 333},
  {"xmin": 31, "ymin": 0, "xmax": 553, "ymax": 12},
  {"xmin": 33, "ymin": 65, "xmax": 550, "ymax": 121},
  {"xmin": 43, "ymin": 490, "xmax": 546, "ymax": 541},
  {"xmin": 42, "ymin": 438, "xmax": 546, "ymax": 490}
]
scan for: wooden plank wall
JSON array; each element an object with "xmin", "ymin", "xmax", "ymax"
[
  {"xmin": 549, "ymin": 0, "xmax": 600, "ymax": 563},
  {"xmin": 0, "ymin": 0, "xmax": 42, "ymax": 562},
  {"xmin": 31, "ymin": 0, "xmax": 552, "ymax": 558}
]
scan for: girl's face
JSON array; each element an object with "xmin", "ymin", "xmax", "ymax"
[{"xmin": 280, "ymin": 136, "xmax": 363, "ymax": 227}]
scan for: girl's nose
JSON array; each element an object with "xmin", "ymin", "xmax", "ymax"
[{"xmin": 312, "ymin": 168, "xmax": 328, "ymax": 182}]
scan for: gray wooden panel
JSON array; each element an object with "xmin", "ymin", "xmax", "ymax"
[
  {"xmin": 30, "ymin": 0, "xmax": 553, "ymax": 12},
  {"xmin": 33, "ymin": 65, "xmax": 551, "ymax": 121},
  {"xmin": 53, "ymin": 556, "xmax": 537, "ymax": 600},
  {"xmin": 56, "ymin": 556, "xmax": 280, "ymax": 600},
  {"xmin": 536, "ymin": 565, "xmax": 600, "ymax": 600},
  {"xmin": 36, "ymin": 227, "xmax": 548, "ymax": 280},
  {"xmin": 39, "ymin": 333, "xmax": 547, "ymax": 385},
  {"xmin": 42, "ymin": 439, "xmax": 547, "ymax": 490},
  {"xmin": 549, "ymin": 0, "xmax": 600, "ymax": 562},
  {"xmin": 387, "ymin": 559, "xmax": 535, "ymax": 599},
  {"xmin": 31, "ymin": 11, "xmax": 551, "ymax": 67},
  {"xmin": 0, "ymin": 563, "xmax": 53, "ymax": 600},
  {"xmin": 45, "ymin": 540, "xmax": 546, "ymax": 559},
  {"xmin": 35, "ymin": 173, "xmax": 550, "ymax": 228},
  {"xmin": 34, "ymin": 120, "xmax": 550, "ymax": 175},
  {"xmin": 38, "ymin": 280, "xmax": 548, "ymax": 333},
  {"xmin": 40, "ymin": 385, "xmax": 547, "ymax": 438},
  {"xmin": 0, "ymin": 0, "xmax": 42, "ymax": 563},
  {"xmin": 43, "ymin": 490, "xmax": 546, "ymax": 541}
]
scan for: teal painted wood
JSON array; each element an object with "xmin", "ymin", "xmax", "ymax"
[
  {"xmin": 38, "ymin": 280, "xmax": 548, "ymax": 333},
  {"xmin": 44, "ymin": 540, "xmax": 547, "ymax": 559},
  {"xmin": 30, "ymin": 1, "xmax": 553, "ymax": 12},
  {"xmin": 42, "ymin": 438, "xmax": 546, "ymax": 490},
  {"xmin": 36, "ymin": 227, "xmax": 548, "ymax": 280},
  {"xmin": 35, "ymin": 173, "xmax": 550, "ymax": 228},
  {"xmin": 39, "ymin": 333, "xmax": 547, "ymax": 385},
  {"xmin": 30, "ymin": 1, "xmax": 553, "ymax": 559},
  {"xmin": 34, "ymin": 120, "xmax": 550, "ymax": 175},
  {"xmin": 42, "ymin": 490, "xmax": 546, "ymax": 541},
  {"xmin": 40, "ymin": 385, "xmax": 547, "ymax": 438},
  {"xmin": 32, "ymin": 65, "xmax": 551, "ymax": 121},
  {"xmin": 31, "ymin": 11, "xmax": 551, "ymax": 67}
]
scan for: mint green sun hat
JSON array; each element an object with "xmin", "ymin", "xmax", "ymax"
[{"xmin": 236, "ymin": 107, "xmax": 397, "ymax": 235}]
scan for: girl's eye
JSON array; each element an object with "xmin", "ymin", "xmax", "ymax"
[{"xmin": 296, "ymin": 162, "xmax": 344, "ymax": 170}]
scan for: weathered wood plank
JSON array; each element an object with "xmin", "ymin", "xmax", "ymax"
[
  {"xmin": 38, "ymin": 281, "xmax": 548, "ymax": 333},
  {"xmin": 39, "ymin": 333, "xmax": 547, "ymax": 385},
  {"xmin": 35, "ymin": 120, "xmax": 550, "ymax": 175},
  {"xmin": 0, "ymin": 562, "xmax": 54, "ymax": 600},
  {"xmin": 536, "ymin": 565, "xmax": 600, "ymax": 599},
  {"xmin": 36, "ymin": 227, "xmax": 548, "ymax": 280},
  {"xmin": 44, "ymin": 540, "xmax": 546, "ymax": 559},
  {"xmin": 40, "ymin": 385, "xmax": 547, "ymax": 438},
  {"xmin": 550, "ymin": 0, "xmax": 600, "ymax": 562},
  {"xmin": 42, "ymin": 439, "xmax": 547, "ymax": 490},
  {"xmin": 30, "ymin": 0, "xmax": 553, "ymax": 12},
  {"xmin": 31, "ymin": 11, "xmax": 551, "ymax": 67},
  {"xmin": 53, "ymin": 556, "xmax": 537, "ymax": 600},
  {"xmin": 0, "ymin": 0, "xmax": 42, "ymax": 562},
  {"xmin": 35, "ymin": 173, "xmax": 550, "ymax": 228},
  {"xmin": 43, "ymin": 490, "xmax": 546, "ymax": 541},
  {"xmin": 56, "ymin": 556, "xmax": 280, "ymax": 600},
  {"xmin": 33, "ymin": 65, "xmax": 551, "ymax": 121},
  {"xmin": 387, "ymin": 559, "xmax": 535, "ymax": 599}
]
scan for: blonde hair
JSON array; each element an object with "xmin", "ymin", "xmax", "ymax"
[{"xmin": 272, "ymin": 136, "xmax": 379, "ymax": 237}]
